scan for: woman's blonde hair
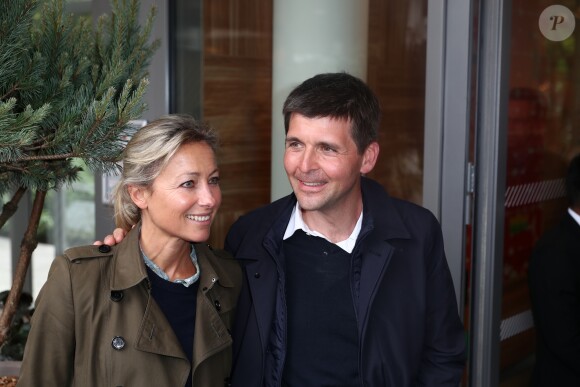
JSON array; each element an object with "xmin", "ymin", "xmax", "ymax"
[{"xmin": 112, "ymin": 114, "xmax": 218, "ymax": 230}]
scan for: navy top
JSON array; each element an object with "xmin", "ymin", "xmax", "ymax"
[
  {"xmin": 282, "ymin": 230, "xmax": 359, "ymax": 386},
  {"xmin": 147, "ymin": 265, "xmax": 199, "ymax": 387}
]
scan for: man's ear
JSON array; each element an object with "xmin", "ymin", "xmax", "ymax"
[
  {"xmin": 360, "ymin": 142, "xmax": 379, "ymax": 174},
  {"xmin": 128, "ymin": 185, "xmax": 148, "ymax": 209}
]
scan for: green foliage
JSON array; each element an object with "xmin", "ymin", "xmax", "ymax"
[{"xmin": 0, "ymin": 0, "xmax": 159, "ymax": 198}]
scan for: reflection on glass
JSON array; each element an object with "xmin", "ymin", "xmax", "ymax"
[
  {"xmin": 367, "ymin": 0, "xmax": 427, "ymax": 205},
  {"xmin": 500, "ymin": 1, "xmax": 580, "ymax": 384}
]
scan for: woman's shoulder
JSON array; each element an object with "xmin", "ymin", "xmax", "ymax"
[{"xmin": 62, "ymin": 244, "xmax": 115, "ymax": 263}]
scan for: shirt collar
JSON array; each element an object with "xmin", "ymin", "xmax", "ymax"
[
  {"xmin": 283, "ymin": 202, "xmax": 362, "ymax": 253},
  {"xmin": 140, "ymin": 243, "xmax": 200, "ymax": 287},
  {"xmin": 568, "ymin": 208, "xmax": 580, "ymax": 226}
]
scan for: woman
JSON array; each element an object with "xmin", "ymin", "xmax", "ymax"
[{"xmin": 18, "ymin": 115, "xmax": 242, "ymax": 387}]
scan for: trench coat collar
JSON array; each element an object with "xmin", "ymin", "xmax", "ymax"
[
  {"xmin": 109, "ymin": 224, "xmax": 237, "ymax": 291},
  {"xmin": 194, "ymin": 243, "xmax": 237, "ymax": 288},
  {"xmin": 108, "ymin": 223, "xmax": 236, "ymax": 365},
  {"xmin": 110, "ymin": 225, "xmax": 148, "ymax": 291}
]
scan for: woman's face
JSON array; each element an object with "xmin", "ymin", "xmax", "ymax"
[{"xmin": 133, "ymin": 141, "xmax": 221, "ymax": 243}]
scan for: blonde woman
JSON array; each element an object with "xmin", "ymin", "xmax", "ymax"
[{"xmin": 18, "ymin": 115, "xmax": 241, "ymax": 387}]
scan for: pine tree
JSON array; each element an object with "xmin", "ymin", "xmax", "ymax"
[{"xmin": 0, "ymin": 0, "xmax": 159, "ymax": 348}]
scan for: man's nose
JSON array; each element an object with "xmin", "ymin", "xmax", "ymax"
[{"xmin": 299, "ymin": 147, "xmax": 317, "ymax": 171}]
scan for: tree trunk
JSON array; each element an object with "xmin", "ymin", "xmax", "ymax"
[
  {"xmin": 0, "ymin": 186, "xmax": 27, "ymax": 231},
  {"xmin": 0, "ymin": 190, "xmax": 46, "ymax": 347}
]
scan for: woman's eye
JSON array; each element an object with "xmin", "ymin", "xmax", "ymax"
[
  {"xmin": 181, "ymin": 180, "xmax": 195, "ymax": 188},
  {"xmin": 209, "ymin": 176, "xmax": 220, "ymax": 185}
]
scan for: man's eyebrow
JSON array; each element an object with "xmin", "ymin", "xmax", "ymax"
[
  {"xmin": 285, "ymin": 137, "xmax": 340, "ymax": 149},
  {"xmin": 285, "ymin": 136, "xmax": 301, "ymax": 143}
]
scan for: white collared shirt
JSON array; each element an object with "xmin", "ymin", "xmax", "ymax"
[
  {"xmin": 568, "ymin": 207, "xmax": 580, "ymax": 226},
  {"xmin": 283, "ymin": 202, "xmax": 362, "ymax": 253}
]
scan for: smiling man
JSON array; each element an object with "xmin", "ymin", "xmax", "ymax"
[{"xmin": 226, "ymin": 72, "xmax": 466, "ymax": 386}]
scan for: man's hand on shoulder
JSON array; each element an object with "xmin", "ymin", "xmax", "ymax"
[{"xmin": 93, "ymin": 228, "xmax": 127, "ymax": 246}]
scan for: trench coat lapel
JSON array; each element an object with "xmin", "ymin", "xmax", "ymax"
[
  {"xmin": 134, "ymin": 294, "xmax": 189, "ymax": 359},
  {"xmin": 191, "ymin": 244, "xmax": 234, "ymax": 371},
  {"xmin": 110, "ymin": 226, "xmax": 189, "ymax": 359}
]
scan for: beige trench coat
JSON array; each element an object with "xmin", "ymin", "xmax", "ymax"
[{"xmin": 17, "ymin": 226, "xmax": 241, "ymax": 387}]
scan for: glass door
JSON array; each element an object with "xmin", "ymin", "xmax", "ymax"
[{"xmin": 468, "ymin": 1, "xmax": 580, "ymax": 385}]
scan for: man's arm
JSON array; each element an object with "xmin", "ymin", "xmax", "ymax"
[
  {"xmin": 417, "ymin": 219, "xmax": 467, "ymax": 385},
  {"xmin": 93, "ymin": 228, "xmax": 127, "ymax": 246}
]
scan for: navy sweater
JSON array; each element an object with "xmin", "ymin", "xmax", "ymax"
[{"xmin": 282, "ymin": 230, "xmax": 359, "ymax": 386}]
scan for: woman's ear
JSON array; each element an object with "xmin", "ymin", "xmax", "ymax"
[
  {"xmin": 360, "ymin": 142, "xmax": 379, "ymax": 174},
  {"xmin": 128, "ymin": 185, "xmax": 148, "ymax": 209}
]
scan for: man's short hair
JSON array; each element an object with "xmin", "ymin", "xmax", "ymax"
[{"xmin": 282, "ymin": 72, "xmax": 381, "ymax": 154}]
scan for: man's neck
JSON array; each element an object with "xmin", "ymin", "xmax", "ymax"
[{"xmin": 301, "ymin": 205, "xmax": 362, "ymax": 243}]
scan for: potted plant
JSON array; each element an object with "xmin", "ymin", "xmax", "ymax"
[
  {"xmin": 0, "ymin": 291, "xmax": 32, "ymax": 383},
  {"xmin": 0, "ymin": 0, "xmax": 158, "ymax": 377}
]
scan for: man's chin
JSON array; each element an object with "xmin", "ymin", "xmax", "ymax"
[{"xmin": 295, "ymin": 196, "xmax": 323, "ymax": 212}]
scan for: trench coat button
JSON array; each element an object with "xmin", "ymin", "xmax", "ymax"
[
  {"xmin": 214, "ymin": 300, "xmax": 221, "ymax": 311},
  {"xmin": 254, "ymin": 272, "xmax": 261, "ymax": 279},
  {"xmin": 111, "ymin": 336, "xmax": 126, "ymax": 350},
  {"xmin": 98, "ymin": 245, "xmax": 111, "ymax": 253},
  {"xmin": 110, "ymin": 291, "xmax": 124, "ymax": 302}
]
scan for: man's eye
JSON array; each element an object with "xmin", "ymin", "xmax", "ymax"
[{"xmin": 321, "ymin": 145, "xmax": 336, "ymax": 153}]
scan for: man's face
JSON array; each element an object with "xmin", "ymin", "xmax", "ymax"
[{"xmin": 283, "ymin": 114, "xmax": 378, "ymax": 217}]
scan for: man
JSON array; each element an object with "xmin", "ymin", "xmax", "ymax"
[
  {"xmin": 226, "ymin": 72, "xmax": 465, "ymax": 386},
  {"xmin": 528, "ymin": 153, "xmax": 580, "ymax": 386},
  {"xmin": 100, "ymin": 72, "xmax": 466, "ymax": 385}
]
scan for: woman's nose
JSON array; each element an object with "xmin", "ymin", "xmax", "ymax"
[{"xmin": 198, "ymin": 184, "xmax": 218, "ymax": 207}]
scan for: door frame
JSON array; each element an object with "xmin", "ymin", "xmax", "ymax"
[{"xmin": 423, "ymin": 0, "xmax": 512, "ymax": 385}]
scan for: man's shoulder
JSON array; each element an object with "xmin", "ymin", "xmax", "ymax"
[
  {"xmin": 533, "ymin": 214, "xmax": 580, "ymax": 253},
  {"xmin": 226, "ymin": 193, "xmax": 295, "ymax": 251},
  {"xmin": 363, "ymin": 178, "xmax": 438, "ymax": 225},
  {"xmin": 232, "ymin": 194, "xmax": 295, "ymax": 226}
]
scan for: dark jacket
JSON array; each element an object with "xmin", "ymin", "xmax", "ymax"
[
  {"xmin": 226, "ymin": 177, "xmax": 466, "ymax": 386},
  {"xmin": 528, "ymin": 212, "xmax": 580, "ymax": 386},
  {"xmin": 18, "ymin": 226, "xmax": 242, "ymax": 387}
]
